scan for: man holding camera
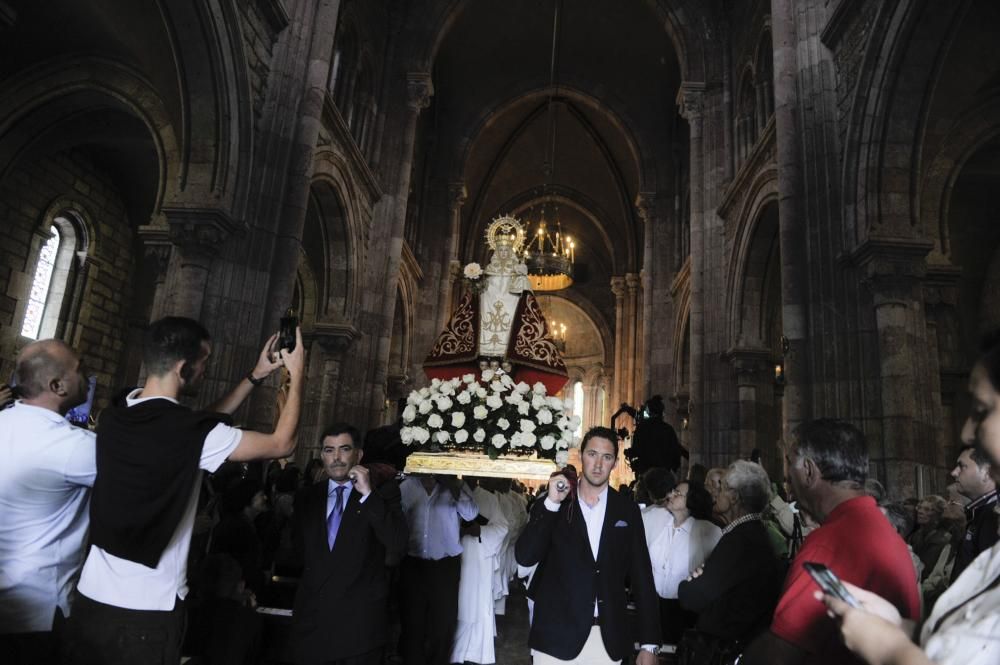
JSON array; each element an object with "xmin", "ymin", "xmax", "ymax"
[
  {"xmin": 291, "ymin": 423, "xmax": 407, "ymax": 665},
  {"xmin": 515, "ymin": 426, "xmax": 661, "ymax": 664},
  {"xmin": 68, "ymin": 316, "xmax": 306, "ymax": 665}
]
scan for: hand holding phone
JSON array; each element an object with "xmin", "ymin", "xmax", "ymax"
[{"xmin": 804, "ymin": 562, "xmax": 861, "ymax": 609}]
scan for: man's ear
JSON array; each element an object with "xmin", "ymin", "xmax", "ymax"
[
  {"xmin": 803, "ymin": 457, "xmax": 820, "ymax": 486},
  {"xmin": 178, "ymin": 359, "xmax": 194, "ymax": 383},
  {"xmin": 49, "ymin": 377, "xmax": 67, "ymax": 397},
  {"xmin": 356, "ymin": 448, "xmax": 364, "ymax": 465}
]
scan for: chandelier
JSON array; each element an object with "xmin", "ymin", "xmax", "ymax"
[
  {"xmin": 547, "ymin": 318, "xmax": 568, "ymax": 353},
  {"xmin": 524, "ymin": 0, "xmax": 576, "ymax": 292}
]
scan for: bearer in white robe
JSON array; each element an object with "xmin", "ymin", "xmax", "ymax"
[
  {"xmin": 451, "ymin": 480, "xmax": 510, "ymax": 665},
  {"xmin": 493, "ymin": 482, "xmax": 528, "ymax": 615}
]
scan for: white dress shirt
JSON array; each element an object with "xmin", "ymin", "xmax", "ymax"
[
  {"xmin": 648, "ymin": 514, "xmax": 692, "ymax": 599},
  {"xmin": 400, "ymin": 476, "xmax": 479, "ymax": 559},
  {"xmin": 77, "ymin": 391, "xmax": 241, "ymax": 611},
  {"xmin": 0, "ymin": 402, "xmax": 96, "ymax": 632}
]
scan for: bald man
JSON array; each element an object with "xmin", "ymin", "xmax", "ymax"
[{"xmin": 0, "ymin": 340, "xmax": 96, "ymax": 664}]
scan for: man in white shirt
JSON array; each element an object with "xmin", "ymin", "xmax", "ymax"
[
  {"xmin": 66, "ymin": 316, "xmax": 306, "ymax": 665},
  {"xmin": 399, "ymin": 473, "xmax": 479, "ymax": 665},
  {"xmin": 0, "ymin": 340, "xmax": 95, "ymax": 665}
]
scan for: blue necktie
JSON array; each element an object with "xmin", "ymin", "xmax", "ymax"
[{"xmin": 327, "ymin": 485, "xmax": 346, "ymax": 550}]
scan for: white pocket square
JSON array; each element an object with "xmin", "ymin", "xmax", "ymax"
[{"xmin": 614, "ymin": 520, "xmax": 628, "ymax": 527}]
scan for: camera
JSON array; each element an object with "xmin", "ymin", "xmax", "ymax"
[{"xmin": 277, "ymin": 308, "xmax": 297, "ymax": 353}]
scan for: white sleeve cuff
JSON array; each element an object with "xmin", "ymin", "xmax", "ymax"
[{"xmin": 543, "ymin": 497, "xmax": 561, "ymax": 512}]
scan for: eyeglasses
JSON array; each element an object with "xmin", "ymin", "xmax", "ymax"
[{"xmin": 669, "ymin": 488, "xmax": 687, "ymax": 498}]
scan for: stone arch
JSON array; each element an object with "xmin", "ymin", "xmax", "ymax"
[{"xmin": 305, "ymin": 178, "xmax": 355, "ymax": 323}]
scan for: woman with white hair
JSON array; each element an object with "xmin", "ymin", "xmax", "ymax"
[{"xmin": 676, "ymin": 461, "xmax": 785, "ymax": 664}]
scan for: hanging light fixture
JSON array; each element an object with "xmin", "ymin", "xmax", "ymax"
[{"xmin": 524, "ymin": 0, "xmax": 575, "ymax": 292}]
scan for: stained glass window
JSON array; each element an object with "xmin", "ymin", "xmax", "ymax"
[{"xmin": 20, "ymin": 226, "xmax": 60, "ymax": 339}]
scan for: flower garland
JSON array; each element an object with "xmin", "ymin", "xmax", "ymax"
[{"xmin": 400, "ymin": 368, "xmax": 578, "ymax": 465}]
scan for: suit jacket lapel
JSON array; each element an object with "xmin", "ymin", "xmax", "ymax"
[{"xmin": 569, "ymin": 497, "xmax": 595, "ymax": 561}]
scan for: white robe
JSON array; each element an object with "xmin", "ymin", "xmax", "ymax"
[
  {"xmin": 493, "ymin": 490, "xmax": 528, "ymax": 615},
  {"xmin": 451, "ymin": 487, "xmax": 509, "ymax": 665}
]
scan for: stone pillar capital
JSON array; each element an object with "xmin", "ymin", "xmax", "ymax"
[
  {"xmin": 137, "ymin": 225, "xmax": 173, "ymax": 280},
  {"xmin": 406, "ymin": 72, "xmax": 434, "ymax": 111},
  {"xmin": 677, "ymin": 82, "xmax": 706, "ymax": 121},
  {"xmin": 161, "ymin": 207, "xmax": 241, "ymax": 258},
  {"xmin": 625, "ymin": 273, "xmax": 641, "ymax": 292},
  {"xmin": 634, "ymin": 191, "xmax": 657, "ymax": 222},
  {"xmin": 723, "ymin": 347, "xmax": 774, "ymax": 386},
  {"xmin": 448, "ymin": 182, "xmax": 468, "ymax": 210},
  {"xmin": 851, "ymin": 237, "xmax": 933, "ymax": 305},
  {"xmin": 610, "ymin": 276, "xmax": 627, "ymax": 300},
  {"xmin": 307, "ymin": 322, "xmax": 360, "ymax": 353}
]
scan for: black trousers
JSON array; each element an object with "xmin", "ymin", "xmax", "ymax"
[
  {"xmin": 398, "ymin": 555, "xmax": 461, "ymax": 665},
  {"xmin": 65, "ymin": 593, "xmax": 186, "ymax": 665},
  {"xmin": 311, "ymin": 647, "xmax": 384, "ymax": 665},
  {"xmin": 0, "ymin": 607, "xmax": 65, "ymax": 665}
]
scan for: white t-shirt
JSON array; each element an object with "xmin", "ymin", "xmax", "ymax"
[
  {"xmin": 0, "ymin": 402, "xmax": 96, "ymax": 632},
  {"xmin": 77, "ymin": 391, "xmax": 241, "ymax": 610}
]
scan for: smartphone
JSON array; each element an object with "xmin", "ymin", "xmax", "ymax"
[
  {"xmin": 271, "ymin": 309, "xmax": 297, "ymax": 356},
  {"xmin": 803, "ymin": 562, "xmax": 861, "ymax": 608}
]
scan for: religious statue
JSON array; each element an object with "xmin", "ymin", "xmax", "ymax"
[{"xmin": 424, "ymin": 215, "xmax": 568, "ymax": 394}]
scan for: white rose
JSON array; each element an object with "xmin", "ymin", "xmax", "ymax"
[
  {"xmin": 515, "ymin": 381, "xmax": 531, "ymax": 394},
  {"xmin": 419, "ymin": 400, "xmax": 433, "ymax": 415},
  {"xmin": 541, "ymin": 434, "xmax": 556, "ymax": 450},
  {"xmin": 556, "ymin": 450, "xmax": 569, "ymax": 466},
  {"xmin": 492, "ymin": 433, "xmax": 507, "ymax": 449},
  {"xmin": 473, "ymin": 405, "xmax": 489, "ymax": 420},
  {"xmin": 505, "ymin": 391, "xmax": 523, "ymax": 405},
  {"xmin": 454, "ymin": 429, "xmax": 469, "ymax": 443},
  {"xmin": 462, "ymin": 373, "xmax": 476, "ymax": 384},
  {"xmin": 435, "ymin": 395, "xmax": 453, "ymax": 412},
  {"xmin": 510, "ymin": 432, "xmax": 524, "ymax": 448},
  {"xmin": 520, "ymin": 419, "xmax": 536, "ymax": 434},
  {"xmin": 537, "ymin": 408, "xmax": 553, "ymax": 424},
  {"xmin": 497, "ymin": 417, "xmax": 510, "ymax": 431},
  {"xmin": 547, "ymin": 396, "xmax": 564, "ymax": 410},
  {"xmin": 533, "ymin": 382, "xmax": 547, "ymax": 395},
  {"xmin": 490, "ymin": 380, "xmax": 506, "ymax": 393},
  {"xmin": 473, "ymin": 428, "xmax": 486, "ymax": 442},
  {"xmin": 500, "ymin": 373, "xmax": 514, "ymax": 387},
  {"xmin": 451, "ymin": 412, "xmax": 466, "ymax": 428},
  {"xmin": 435, "ymin": 430, "xmax": 450, "ymax": 444},
  {"xmin": 521, "ymin": 432, "xmax": 537, "ymax": 447},
  {"xmin": 517, "ymin": 401, "xmax": 530, "ymax": 416},
  {"xmin": 401, "ymin": 427, "xmax": 415, "ymax": 445},
  {"xmin": 427, "ymin": 413, "xmax": 444, "ymax": 429},
  {"xmin": 439, "ymin": 382, "xmax": 455, "ymax": 396},
  {"xmin": 402, "ymin": 405, "xmax": 417, "ymax": 423},
  {"xmin": 457, "ymin": 390, "xmax": 472, "ymax": 405},
  {"xmin": 419, "ymin": 387, "xmax": 430, "ymax": 397},
  {"xmin": 407, "ymin": 392, "xmax": 421, "ymax": 406},
  {"xmin": 557, "ymin": 416, "xmax": 570, "ymax": 430},
  {"xmin": 481, "ymin": 369, "xmax": 495, "ymax": 382},
  {"xmin": 476, "ymin": 387, "xmax": 488, "ymax": 399},
  {"xmin": 463, "ymin": 262, "xmax": 483, "ymax": 280},
  {"xmin": 569, "ymin": 415, "xmax": 582, "ymax": 431},
  {"xmin": 413, "ymin": 427, "xmax": 430, "ymax": 444},
  {"xmin": 431, "ymin": 378, "xmax": 442, "ymax": 389},
  {"xmin": 486, "ymin": 394, "xmax": 503, "ymax": 410},
  {"xmin": 532, "ymin": 395, "xmax": 547, "ymax": 410}
]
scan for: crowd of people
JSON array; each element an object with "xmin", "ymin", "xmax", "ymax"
[{"xmin": 2, "ymin": 317, "xmax": 1000, "ymax": 665}]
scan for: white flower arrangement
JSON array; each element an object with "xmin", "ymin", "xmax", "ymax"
[
  {"xmin": 463, "ymin": 262, "xmax": 483, "ymax": 280},
  {"xmin": 401, "ymin": 369, "xmax": 575, "ymax": 462}
]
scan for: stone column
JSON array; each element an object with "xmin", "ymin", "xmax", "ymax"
[
  {"xmin": 300, "ymin": 322, "xmax": 360, "ymax": 458},
  {"xmin": 157, "ymin": 208, "xmax": 239, "ymax": 320},
  {"xmin": 725, "ymin": 347, "xmax": 772, "ymax": 460},
  {"xmin": 368, "ymin": 73, "xmax": 433, "ymax": 423},
  {"xmin": 610, "ymin": 276, "xmax": 627, "ymax": 411},
  {"xmin": 625, "ymin": 272, "xmax": 641, "ymax": 407},
  {"xmin": 678, "ymin": 83, "xmax": 706, "ymax": 457},
  {"xmin": 636, "ymin": 193, "xmax": 654, "ymax": 400},
  {"xmin": 437, "ymin": 182, "xmax": 467, "ymax": 332},
  {"xmin": 853, "ymin": 238, "xmax": 935, "ymax": 497}
]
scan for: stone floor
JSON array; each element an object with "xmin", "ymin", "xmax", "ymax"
[{"xmin": 491, "ymin": 585, "xmax": 532, "ymax": 665}]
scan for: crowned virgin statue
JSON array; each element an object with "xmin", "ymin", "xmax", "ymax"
[{"xmin": 424, "ymin": 215, "xmax": 568, "ymax": 394}]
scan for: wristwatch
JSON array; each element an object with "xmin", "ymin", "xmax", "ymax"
[
  {"xmin": 246, "ymin": 370, "xmax": 265, "ymax": 386},
  {"xmin": 640, "ymin": 644, "xmax": 661, "ymax": 656}
]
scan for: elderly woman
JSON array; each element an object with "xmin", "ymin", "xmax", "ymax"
[
  {"xmin": 908, "ymin": 495, "xmax": 951, "ymax": 578},
  {"xmin": 677, "ymin": 461, "xmax": 785, "ymax": 663},
  {"xmin": 820, "ymin": 332, "xmax": 1000, "ymax": 665},
  {"xmin": 648, "ymin": 481, "xmax": 722, "ymax": 644}
]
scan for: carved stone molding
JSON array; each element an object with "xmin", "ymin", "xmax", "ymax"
[
  {"xmin": 137, "ymin": 225, "xmax": 172, "ymax": 280},
  {"xmin": 161, "ymin": 207, "xmax": 241, "ymax": 258},
  {"xmin": 634, "ymin": 191, "xmax": 657, "ymax": 222},
  {"xmin": 406, "ymin": 72, "xmax": 434, "ymax": 111},
  {"xmin": 308, "ymin": 322, "xmax": 360, "ymax": 353},
  {"xmin": 677, "ymin": 82, "xmax": 706, "ymax": 121},
  {"xmin": 625, "ymin": 273, "xmax": 641, "ymax": 293},
  {"xmin": 924, "ymin": 263, "xmax": 962, "ymax": 308},
  {"xmin": 610, "ymin": 275, "xmax": 627, "ymax": 300}
]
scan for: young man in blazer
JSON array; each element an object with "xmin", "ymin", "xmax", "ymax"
[
  {"xmin": 516, "ymin": 426, "xmax": 661, "ymax": 664},
  {"xmin": 291, "ymin": 423, "xmax": 408, "ymax": 665}
]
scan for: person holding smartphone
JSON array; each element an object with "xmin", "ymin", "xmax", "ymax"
[{"xmin": 818, "ymin": 333, "xmax": 1000, "ymax": 665}]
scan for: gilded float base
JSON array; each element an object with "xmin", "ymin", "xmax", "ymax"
[{"xmin": 403, "ymin": 451, "xmax": 557, "ymax": 480}]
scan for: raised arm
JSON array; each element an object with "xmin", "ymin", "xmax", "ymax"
[
  {"xmin": 228, "ymin": 328, "xmax": 305, "ymax": 462},
  {"xmin": 208, "ymin": 333, "xmax": 281, "ymax": 415}
]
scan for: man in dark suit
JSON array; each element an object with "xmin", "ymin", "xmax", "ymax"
[
  {"xmin": 516, "ymin": 426, "xmax": 660, "ymax": 664},
  {"xmin": 291, "ymin": 423, "xmax": 407, "ymax": 665}
]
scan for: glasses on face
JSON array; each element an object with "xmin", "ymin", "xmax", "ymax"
[{"xmin": 669, "ymin": 488, "xmax": 687, "ymax": 498}]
